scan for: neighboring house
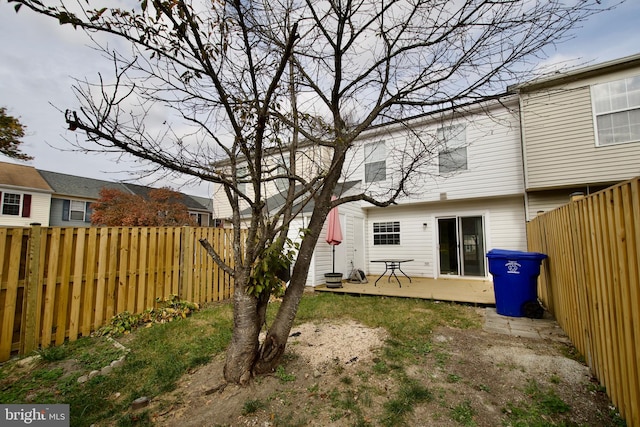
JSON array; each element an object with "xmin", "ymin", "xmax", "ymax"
[
  {"xmin": 38, "ymin": 170, "xmax": 124, "ymax": 226},
  {"xmin": 189, "ymin": 195, "xmax": 215, "ymax": 227},
  {"xmin": 0, "ymin": 168, "xmax": 215, "ymax": 227},
  {"xmin": 0, "ymin": 162, "xmax": 52, "ymax": 227},
  {"xmin": 123, "ymin": 183, "xmax": 212, "ymax": 227},
  {"xmin": 211, "ymin": 142, "xmax": 330, "ymax": 224},
  {"xmin": 513, "ymin": 53, "xmax": 640, "ymax": 220}
]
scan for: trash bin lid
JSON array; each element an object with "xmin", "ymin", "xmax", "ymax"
[{"xmin": 486, "ymin": 248, "xmax": 547, "ymax": 260}]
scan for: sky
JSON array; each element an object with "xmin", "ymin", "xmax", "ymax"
[{"xmin": 1, "ymin": 1, "xmax": 639, "ymax": 199}]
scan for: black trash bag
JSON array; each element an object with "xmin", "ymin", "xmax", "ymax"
[{"xmin": 522, "ymin": 300, "xmax": 544, "ymax": 319}]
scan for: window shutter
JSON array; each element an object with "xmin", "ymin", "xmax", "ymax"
[
  {"xmin": 22, "ymin": 194, "xmax": 32, "ymax": 217},
  {"xmin": 62, "ymin": 199, "xmax": 70, "ymax": 221},
  {"xmin": 85, "ymin": 202, "xmax": 92, "ymax": 223}
]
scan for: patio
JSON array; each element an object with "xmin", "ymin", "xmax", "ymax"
[{"xmin": 314, "ymin": 275, "xmax": 496, "ymax": 305}]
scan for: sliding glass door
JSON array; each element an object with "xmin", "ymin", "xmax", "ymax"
[{"xmin": 437, "ymin": 216, "xmax": 486, "ymax": 277}]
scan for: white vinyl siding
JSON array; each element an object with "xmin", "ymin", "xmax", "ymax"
[
  {"xmin": 0, "ymin": 190, "xmax": 51, "ymax": 227},
  {"xmin": 525, "ymin": 185, "xmax": 610, "ymax": 220},
  {"xmin": 411, "ymin": 103, "xmax": 522, "ymax": 201},
  {"xmin": 365, "ymin": 196, "xmax": 526, "ymax": 279},
  {"xmin": 521, "ymin": 69, "xmax": 640, "ymax": 191},
  {"xmin": 311, "ymin": 200, "xmax": 363, "ymax": 286},
  {"xmin": 346, "ymin": 99, "xmax": 523, "ymax": 202}
]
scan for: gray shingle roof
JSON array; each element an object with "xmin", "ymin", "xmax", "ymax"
[
  {"xmin": 120, "ymin": 183, "xmax": 209, "ymax": 211},
  {"xmin": 38, "ymin": 170, "xmax": 125, "ymax": 199},
  {"xmin": 37, "ymin": 169, "xmax": 211, "ymax": 212},
  {"xmin": 239, "ymin": 180, "xmax": 361, "ymax": 218}
]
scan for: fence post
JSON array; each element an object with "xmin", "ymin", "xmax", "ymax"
[
  {"xmin": 180, "ymin": 226, "xmax": 194, "ymax": 301},
  {"xmin": 21, "ymin": 223, "xmax": 42, "ymax": 355}
]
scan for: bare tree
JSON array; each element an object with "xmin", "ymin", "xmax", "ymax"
[{"xmin": 9, "ymin": 0, "xmax": 610, "ymax": 384}]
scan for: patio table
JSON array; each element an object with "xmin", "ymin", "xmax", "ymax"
[{"xmin": 370, "ymin": 259, "xmax": 413, "ymax": 287}]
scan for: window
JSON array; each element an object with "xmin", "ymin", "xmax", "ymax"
[
  {"xmin": 236, "ymin": 166, "xmax": 248, "ymax": 193},
  {"xmin": 2, "ymin": 192, "xmax": 21, "ymax": 216},
  {"xmin": 438, "ymin": 125, "xmax": 467, "ymax": 174},
  {"xmin": 69, "ymin": 200, "xmax": 86, "ymax": 221},
  {"xmin": 0, "ymin": 192, "xmax": 31, "ymax": 217},
  {"xmin": 592, "ymin": 75, "xmax": 640, "ymax": 146},
  {"xmin": 275, "ymin": 155, "xmax": 290, "ymax": 192},
  {"xmin": 365, "ymin": 141, "xmax": 386, "ymax": 182},
  {"xmin": 190, "ymin": 213, "xmax": 203, "ymax": 226},
  {"xmin": 62, "ymin": 199, "xmax": 91, "ymax": 222},
  {"xmin": 373, "ymin": 221, "xmax": 400, "ymax": 245}
]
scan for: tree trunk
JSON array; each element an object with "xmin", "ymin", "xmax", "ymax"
[
  {"xmin": 252, "ymin": 201, "xmax": 330, "ymax": 375},
  {"xmin": 252, "ymin": 259, "xmax": 310, "ymax": 375},
  {"xmin": 223, "ymin": 274, "xmax": 261, "ymax": 384},
  {"xmin": 226, "ymin": 158, "xmax": 343, "ymax": 380}
]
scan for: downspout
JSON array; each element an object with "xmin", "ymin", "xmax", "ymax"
[{"xmin": 516, "ymin": 91, "xmax": 531, "ymax": 222}]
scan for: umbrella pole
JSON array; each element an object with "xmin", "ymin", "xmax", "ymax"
[{"xmin": 332, "ymin": 245, "xmax": 336, "ymax": 273}]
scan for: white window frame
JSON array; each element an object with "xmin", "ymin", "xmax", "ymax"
[
  {"xmin": 373, "ymin": 221, "xmax": 400, "ymax": 245},
  {"xmin": 275, "ymin": 155, "xmax": 290, "ymax": 192},
  {"xmin": 364, "ymin": 141, "xmax": 386, "ymax": 183},
  {"xmin": 1, "ymin": 192, "xmax": 22, "ymax": 216},
  {"xmin": 437, "ymin": 124, "xmax": 467, "ymax": 174},
  {"xmin": 592, "ymin": 74, "xmax": 640, "ymax": 147},
  {"xmin": 69, "ymin": 200, "xmax": 87, "ymax": 221},
  {"xmin": 236, "ymin": 165, "xmax": 248, "ymax": 194}
]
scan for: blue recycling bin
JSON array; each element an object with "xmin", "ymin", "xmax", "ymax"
[{"xmin": 486, "ymin": 249, "xmax": 547, "ymax": 317}]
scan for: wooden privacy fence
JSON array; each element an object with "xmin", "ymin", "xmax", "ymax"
[
  {"xmin": 527, "ymin": 177, "xmax": 639, "ymax": 427},
  {"xmin": 0, "ymin": 225, "xmax": 235, "ymax": 362}
]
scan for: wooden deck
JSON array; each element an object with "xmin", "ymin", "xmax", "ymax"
[{"xmin": 314, "ymin": 275, "xmax": 496, "ymax": 305}]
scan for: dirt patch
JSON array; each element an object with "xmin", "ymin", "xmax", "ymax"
[{"xmin": 145, "ymin": 312, "xmax": 619, "ymax": 426}]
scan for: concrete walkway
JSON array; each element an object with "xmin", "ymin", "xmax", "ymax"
[{"xmin": 483, "ymin": 308, "xmax": 571, "ymax": 343}]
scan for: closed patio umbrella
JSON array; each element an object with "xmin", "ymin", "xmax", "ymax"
[{"xmin": 325, "ymin": 196, "xmax": 343, "ymax": 274}]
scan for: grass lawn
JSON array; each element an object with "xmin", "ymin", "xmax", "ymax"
[{"xmin": 0, "ymin": 292, "xmax": 625, "ymax": 427}]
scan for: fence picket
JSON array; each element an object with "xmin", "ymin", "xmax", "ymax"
[
  {"xmin": 22, "ymin": 225, "xmax": 41, "ymax": 354},
  {"xmin": 42, "ymin": 228, "xmax": 61, "ymax": 348},
  {"xmin": 137, "ymin": 228, "xmax": 148, "ymax": 312},
  {"xmin": 117, "ymin": 229, "xmax": 129, "ymax": 314},
  {"xmin": 0, "ymin": 230, "xmax": 23, "ymax": 359},
  {"xmin": 55, "ymin": 229, "xmax": 74, "ymax": 346},
  {"xmin": 106, "ymin": 228, "xmax": 119, "ymax": 320},
  {"xmin": 69, "ymin": 228, "xmax": 86, "ymax": 341},
  {"xmin": 82, "ymin": 228, "xmax": 98, "ymax": 335}
]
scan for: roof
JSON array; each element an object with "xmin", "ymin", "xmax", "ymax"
[
  {"xmin": 121, "ymin": 183, "xmax": 210, "ymax": 211},
  {"xmin": 0, "ymin": 162, "xmax": 53, "ymax": 192},
  {"xmin": 37, "ymin": 169, "xmax": 211, "ymax": 212},
  {"xmin": 38, "ymin": 169, "xmax": 124, "ymax": 199},
  {"xmin": 510, "ymin": 52, "xmax": 640, "ymax": 92},
  {"xmin": 239, "ymin": 180, "xmax": 361, "ymax": 218},
  {"xmin": 190, "ymin": 195, "xmax": 213, "ymax": 211}
]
